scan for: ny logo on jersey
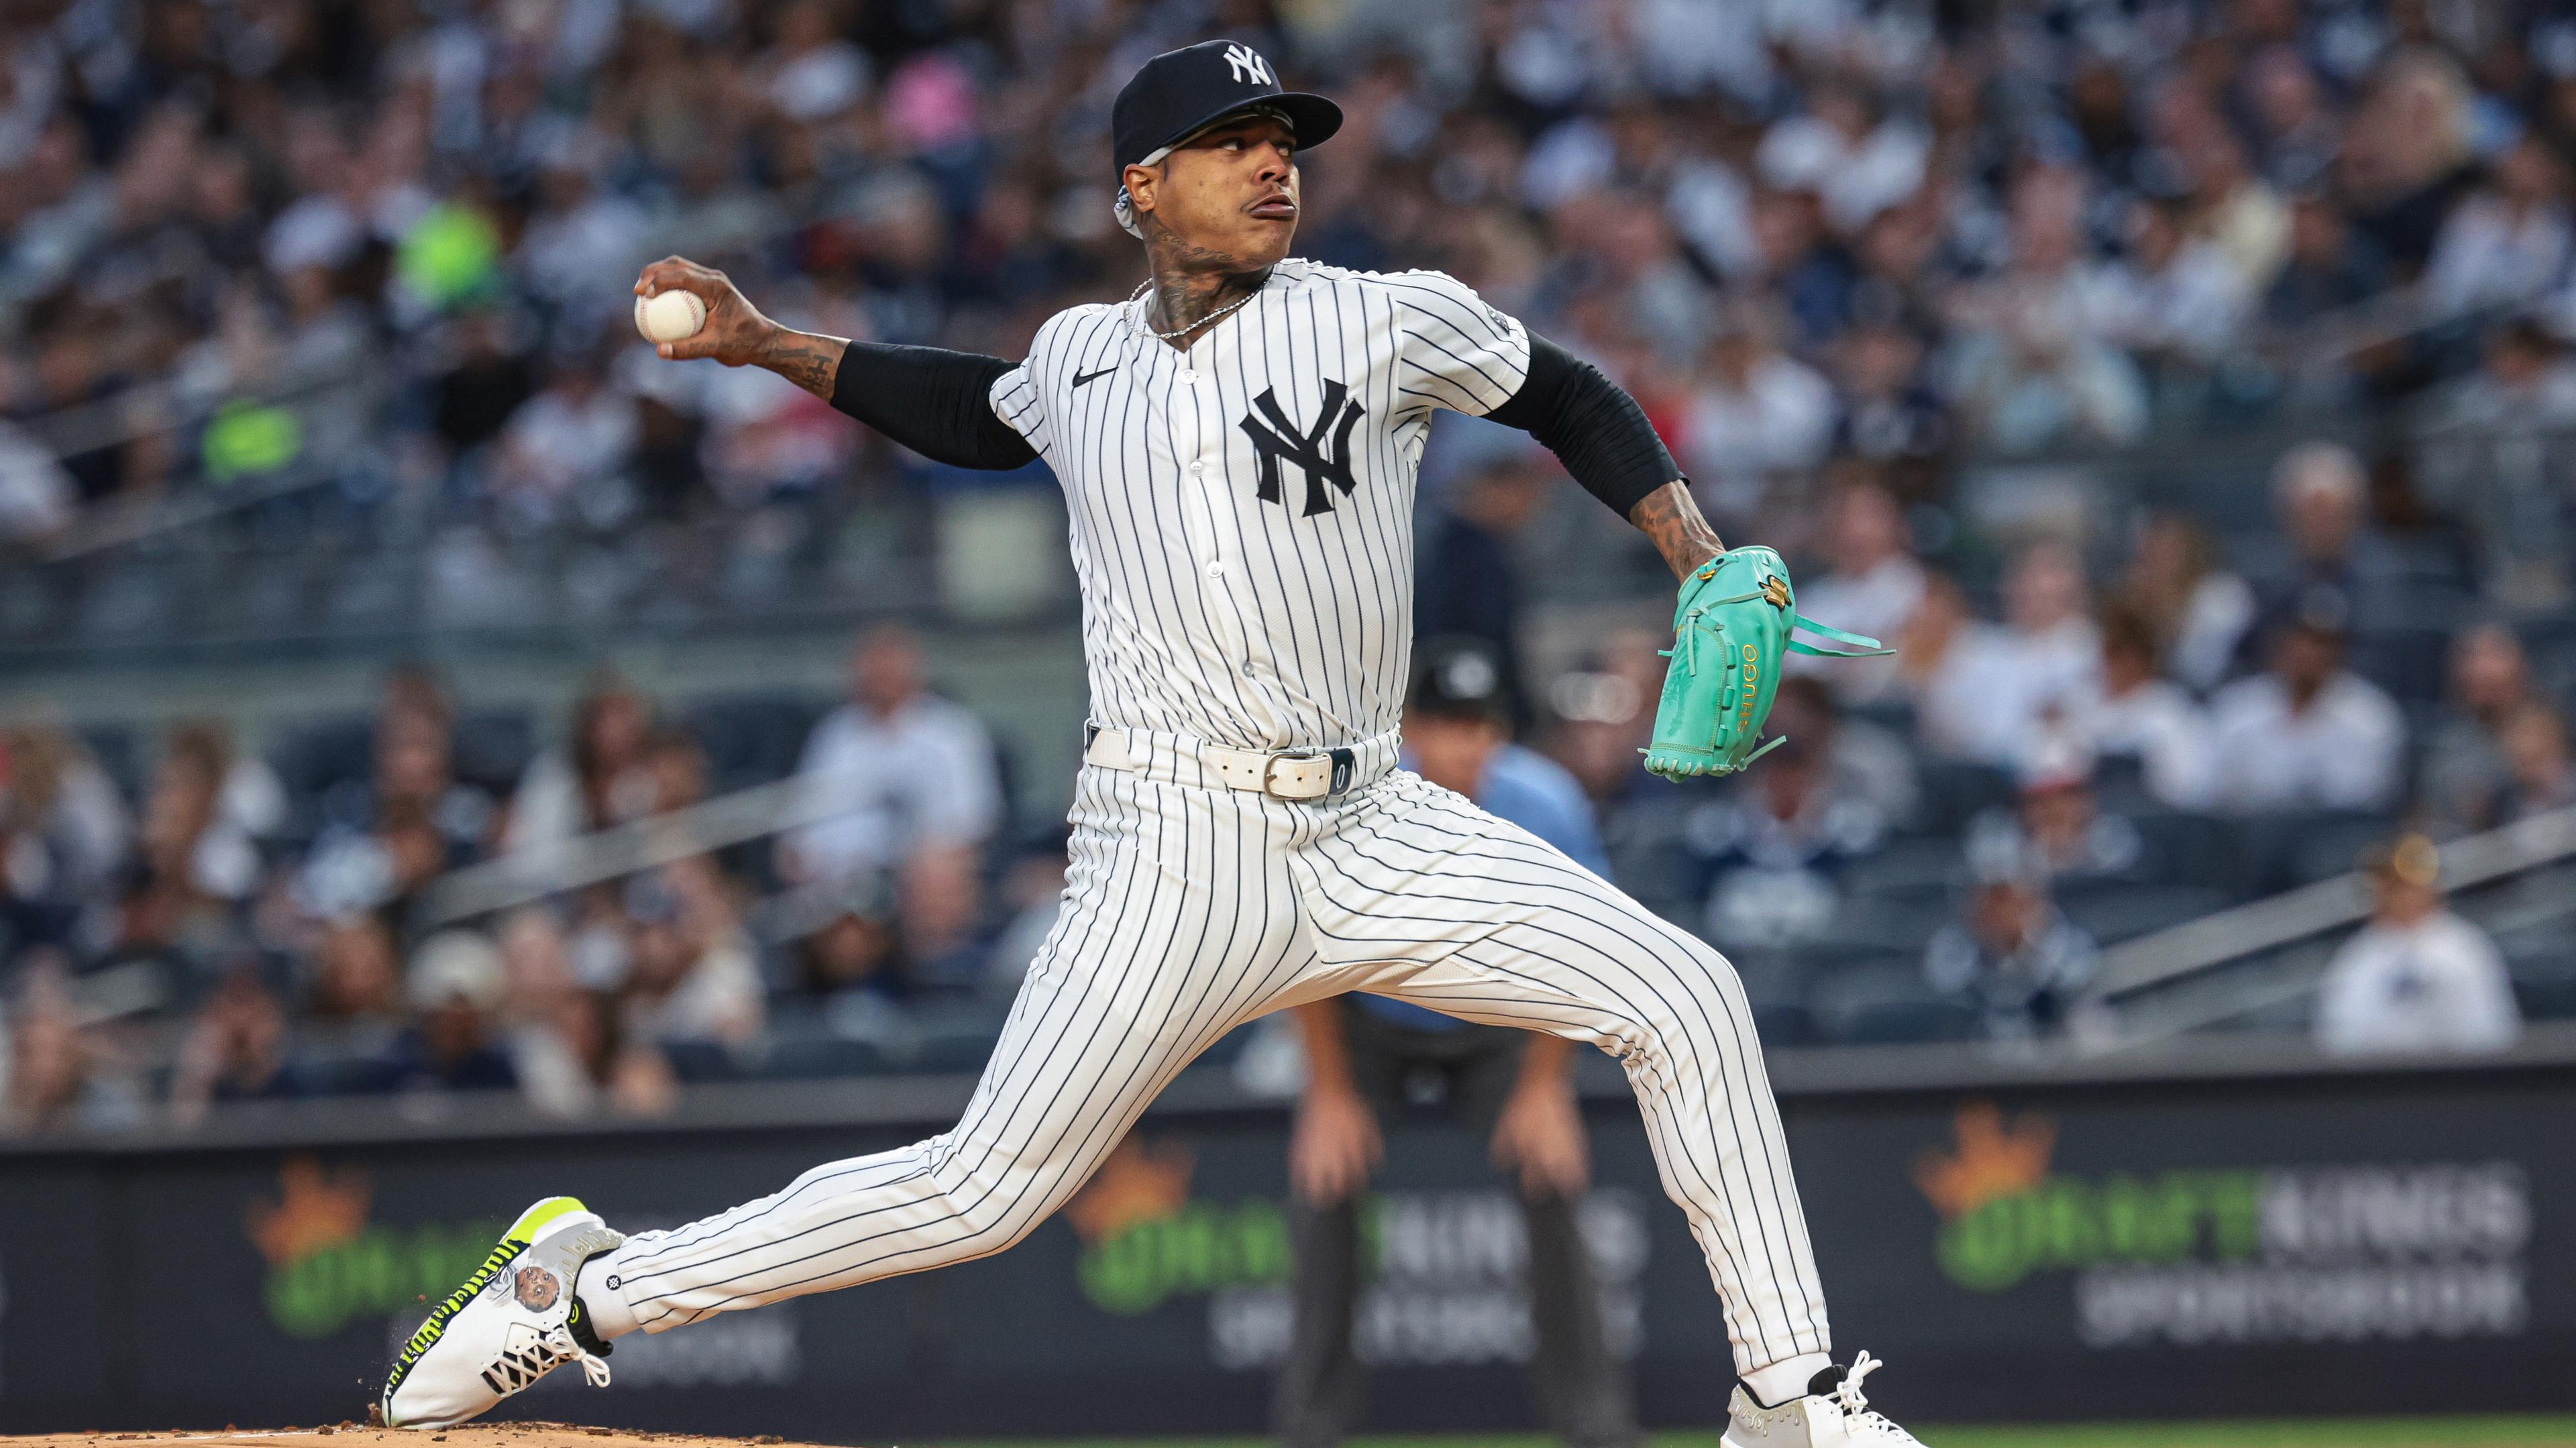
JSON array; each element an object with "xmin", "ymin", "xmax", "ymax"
[
  {"xmin": 1222, "ymin": 44, "xmax": 1274, "ymax": 86},
  {"xmin": 1239, "ymin": 382, "xmax": 1364, "ymax": 516}
]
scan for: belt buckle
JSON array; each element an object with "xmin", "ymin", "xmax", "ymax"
[
  {"xmin": 1263, "ymin": 750, "xmax": 1326, "ymax": 800},
  {"xmin": 1261, "ymin": 748, "xmax": 1358, "ymax": 800}
]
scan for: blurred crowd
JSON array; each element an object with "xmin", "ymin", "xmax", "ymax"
[
  {"xmin": 0, "ymin": 622, "xmax": 1079, "ymax": 1133},
  {"xmin": 9, "ymin": 0, "xmax": 2576, "ymax": 573},
  {"xmin": 12, "ymin": 0, "xmax": 2576, "ymax": 1129}
]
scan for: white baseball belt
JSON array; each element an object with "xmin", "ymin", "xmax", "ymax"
[{"xmin": 1083, "ymin": 723, "xmax": 1362, "ymax": 800}]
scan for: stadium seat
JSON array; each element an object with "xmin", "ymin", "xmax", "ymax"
[
  {"xmin": 267, "ymin": 712, "xmax": 376, "ymax": 809},
  {"xmin": 451, "ymin": 707, "xmax": 536, "ymax": 796},
  {"xmin": 287, "ymin": 1052, "xmax": 403, "ymax": 1096},
  {"xmin": 2285, "ymin": 813, "xmax": 2402, "ymax": 886},
  {"xmin": 2502, "ymin": 936, "xmax": 2576, "ymax": 1021},
  {"xmin": 2053, "ymin": 882, "xmax": 2233, "ymax": 944},
  {"xmin": 680, "ymin": 689, "xmax": 827, "ymax": 795},
  {"xmin": 2349, "ymin": 626, "xmax": 2453, "ymax": 704},
  {"xmin": 1913, "ymin": 760, "xmax": 2016, "ymax": 837},
  {"xmin": 753, "ymin": 1034, "xmax": 894, "ymax": 1080},
  {"xmin": 75, "ymin": 722, "xmax": 144, "ymax": 804},
  {"xmin": 2228, "ymin": 810, "xmax": 2392, "ymax": 897},
  {"xmin": 659, "ymin": 1040, "xmax": 742, "ymax": 1084},
  {"xmin": 1811, "ymin": 964, "xmax": 1981, "ymax": 1045},
  {"xmin": 2127, "ymin": 810, "xmax": 2245, "ymax": 895},
  {"xmin": 1838, "ymin": 838, "xmax": 1964, "ymax": 907},
  {"xmin": 2512, "ymin": 974, "xmax": 2576, "ymax": 1021},
  {"xmin": 908, "ymin": 1001, "xmax": 1012, "ymax": 1074},
  {"xmin": 1750, "ymin": 1001, "xmax": 1817, "ymax": 1048},
  {"xmin": 1191, "ymin": 1021, "xmax": 1256, "ymax": 1069},
  {"xmin": 1601, "ymin": 797, "xmax": 1707, "ymax": 922}
]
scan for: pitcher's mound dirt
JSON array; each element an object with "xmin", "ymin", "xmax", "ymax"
[{"xmin": 4, "ymin": 1425, "xmax": 835, "ymax": 1448}]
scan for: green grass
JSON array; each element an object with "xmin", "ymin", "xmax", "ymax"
[{"xmin": 938, "ymin": 1423, "xmax": 2576, "ymax": 1448}]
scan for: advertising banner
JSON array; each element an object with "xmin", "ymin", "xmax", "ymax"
[{"xmin": 0, "ymin": 1063, "xmax": 2567, "ymax": 1436}]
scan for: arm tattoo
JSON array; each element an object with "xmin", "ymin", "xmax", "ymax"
[
  {"xmin": 759, "ymin": 329, "xmax": 849, "ymax": 400},
  {"xmin": 1628, "ymin": 480, "xmax": 1727, "ymax": 580}
]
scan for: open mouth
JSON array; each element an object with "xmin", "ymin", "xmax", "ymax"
[{"xmin": 1248, "ymin": 194, "xmax": 1298, "ymax": 220}]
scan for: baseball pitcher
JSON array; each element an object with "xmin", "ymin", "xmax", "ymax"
[{"xmin": 379, "ymin": 39, "xmax": 1910, "ymax": 1448}]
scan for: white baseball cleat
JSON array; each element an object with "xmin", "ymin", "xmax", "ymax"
[
  {"xmin": 377, "ymin": 1196, "xmax": 625, "ymax": 1429},
  {"xmin": 1721, "ymin": 1351, "xmax": 1927, "ymax": 1447}
]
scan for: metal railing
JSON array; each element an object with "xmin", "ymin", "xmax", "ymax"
[{"xmin": 2084, "ymin": 803, "xmax": 2576, "ymax": 1047}]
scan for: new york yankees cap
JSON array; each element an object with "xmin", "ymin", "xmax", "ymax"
[{"xmin": 1112, "ymin": 40, "xmax": 1343, "ymax": 177}]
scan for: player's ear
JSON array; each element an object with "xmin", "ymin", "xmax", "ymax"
[{"xmin": 1122, "ymin": 162, "xmax": 1161, "ymax": 219}]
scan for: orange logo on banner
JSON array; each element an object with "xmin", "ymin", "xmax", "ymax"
[
  {"xmin": 1913, "ymin": 1101, "xmax": 2055, "ymax": 1219},
  {"xmin": 246, "ymin": 1155, "xmax": 373, "ymax": 1266},
  {"xmin": 1063, "ymin": 1135, "xmax": 1196, "ymax": 1244}
]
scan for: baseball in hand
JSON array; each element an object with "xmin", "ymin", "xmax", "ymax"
[{"xmin": 634, "ymin": 288, "xmax": 707, "ymax": 344}]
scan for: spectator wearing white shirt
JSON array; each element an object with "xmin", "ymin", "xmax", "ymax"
[
  {"xmin": 1754, "ymin": 82, "xmax": 1929, "ymax": 237},
  {"xmin": 1945, "ymin": 166, "xmax": 2151, "ymax": 455},
  {"xmin": 1921, "ymin": 543, "xmax": 2102, "ymax": 769},
  {"xmin": 2080, "ymin": 606, "xmax": 2217, "ymax": 809},
  {"xmin": 619, "ymin": 858, "xmax": 764, "ymax": 1048},
  {"xmin": 2208, "ymin": 600, "xmax": 2404, "ymax": 813},
  {"xmin": 505, "ymin": 673, "xmax": 658, "ymax": 859},
  {"xmin": 2116, "ymin": 513, "xmax": 2253, "ymax": 693},
  {"xmin": 1684, "ymin": 293, "xmax": 1835, "ymax": 520},
  {"xmin": 0, "ymin": 420, "xmax": 76, "ymax": 547},
  {"xmin": 1788, "ymin": 480, "xmax": 1923, "ymax": 702},
  {"xmin": 490, "ymin": 357, "xmax": 637, "ymax": 523},
  {"xmin": 2182, "ymin": 130, "xmax": 2293, "ymax": 294},
  {"xmin": 2083, "ymin": 196, "xmax": 2251, "ymax": 366},
  {"xmin": 2422, "ymin": 135, "xmax": 2571, "ymax": 319},
  {"xmin": 786, "ymin": 624, "xmax": 1004, "ymax": 958},
  {"xmin": 2316, "ymin": 836, "xmax": 2520, "ymax": 1056}
]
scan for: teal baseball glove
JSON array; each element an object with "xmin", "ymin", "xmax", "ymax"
[{"xmin": 1640, "ymin": 547, "xmax": 1890, "ymax": 781}]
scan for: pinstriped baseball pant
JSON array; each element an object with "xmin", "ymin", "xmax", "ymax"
[{"xmin": 589, "ymin": 734, "xmax": 1832, "ymax": 1376}]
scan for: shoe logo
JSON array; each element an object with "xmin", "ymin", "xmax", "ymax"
[
  {"xmin": 1073, "ymin": 365, "xmax": 1117, "ymax": 388},
  {"xmin": 513, "ymin": 1264, "xmax": 561, "ymax": 1312}
]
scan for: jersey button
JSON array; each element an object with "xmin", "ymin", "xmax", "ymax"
[
  {"xmin": 1203, "ymin": 560, "xmax": 1226, "ymax": 580},
  {"xmin": 1179, "ymin": 369, "xmax": 1199, "ymax": 384},
  {"xmin": 1189, "ymin": 461, "xmax": 1205, "ymax": 478}
]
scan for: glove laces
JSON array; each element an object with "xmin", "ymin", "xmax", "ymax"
[
  {"xmin": 539, "ymin": 1321, "xmax": 614, "ymax": 1388},
  {"xmin": 1664, "ymin": 593, "xmax": 1766, "ymax": 677}
]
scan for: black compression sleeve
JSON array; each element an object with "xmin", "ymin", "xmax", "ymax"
[
  {"xmin": 827, "ymin": 340, "xmax": 1038, "ymax": 470},
  {"xmin": 1484, "ymin": 333, "xmax": 1678, "ymax": 517}
]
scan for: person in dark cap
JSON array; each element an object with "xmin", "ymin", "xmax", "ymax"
[{"xmin": 1276, "ymin": 638, "xmax": 1633, "ymax": 1448}]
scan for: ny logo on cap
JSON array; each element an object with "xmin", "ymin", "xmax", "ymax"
[{"xmin": 1223, "ymin": 43, "xmax": 1274, "ymax": 86}]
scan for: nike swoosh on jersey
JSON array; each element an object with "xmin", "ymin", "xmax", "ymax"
[{"xmin": 1072, "ymin": 366, "xmax": 1118, "ymax": 388}]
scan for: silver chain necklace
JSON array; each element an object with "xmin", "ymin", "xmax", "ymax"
[{"xmin": 1130, "ymin": 277, "xmax": 1262, "ymax": 341}]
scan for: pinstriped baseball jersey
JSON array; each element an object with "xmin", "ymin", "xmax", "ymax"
[{"xmin": 989, "ymin": 259, "xmax": 1531, "ymax": 751}]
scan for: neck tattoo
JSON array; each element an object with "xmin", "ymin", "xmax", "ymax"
[{"xmin": 1132, "ymin": 275, "xmax": 1265, "ymax": 343}]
